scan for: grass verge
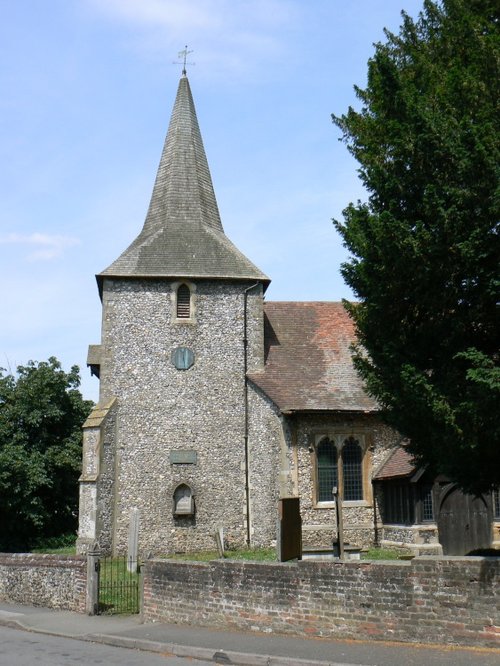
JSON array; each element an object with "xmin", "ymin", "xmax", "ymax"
[{"xmin": 361, "ymin": 546, "xmax": 413, "ymax": 560}]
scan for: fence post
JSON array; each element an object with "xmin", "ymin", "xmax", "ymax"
[{"xmin": 86, "ymin": 545, "xmax": 100, "ymax": 615}]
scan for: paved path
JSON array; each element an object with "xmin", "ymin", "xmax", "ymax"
[{"xmin": 1, "ymin": 602, "xmax": 499, "ymax": 666}]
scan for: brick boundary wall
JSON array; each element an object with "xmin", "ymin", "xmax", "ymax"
[
  {"xmin": 0, "ymin": 554, "xmax": 87, "ymax": 612},
  {"xmin": 142, "ymin": 557, "xmax": 500, "ymax": 648}
]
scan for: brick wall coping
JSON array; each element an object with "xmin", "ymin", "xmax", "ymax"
[
  {"xmin": 151, "ymin": 554, "xmax": 499, "ymax": 567},
  {"xmin": 0, "ymin": 553, "xmax": 86, "ymax": 569}
]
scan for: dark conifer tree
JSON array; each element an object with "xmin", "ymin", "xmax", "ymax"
[{"xmin": 333, "ymin": 0, "xmax": 499, "ymax": 493}]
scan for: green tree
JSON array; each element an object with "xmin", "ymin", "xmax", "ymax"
[
  {"xmin": 0, "ymin": 358, "xmax": 93, "ymax": 551},
  {"xmin": 332, "ymin": 0, "xmax": 499, "ymax": 494}
]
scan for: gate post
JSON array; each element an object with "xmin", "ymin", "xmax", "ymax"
[{"xmin": 86, "ymin": 545, "xmax": 100, "ymax": 615}]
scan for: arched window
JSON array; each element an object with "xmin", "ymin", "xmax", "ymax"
[
  {"xmin": 342, "ymin": 437, "xmax": 363, "ymax": 501},
  {"xmin": 176, "ymin": 284, "xmax": 191, "ymax": 319},
  {"xmin": 313, "ymin": 433, "xmax": 370, "ymax": 506},
  {"xmin": 317, "ymin": 437, "xmax": 338, "ymax": 502}
]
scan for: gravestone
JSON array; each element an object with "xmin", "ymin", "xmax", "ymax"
[{"xmin": 215, "ymin": 526, "xmax": 225, "ymax": 557}]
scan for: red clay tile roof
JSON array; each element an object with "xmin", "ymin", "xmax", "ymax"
[
  {"xmin": 373, "ymin": 446, "xmax": 418, "ymax": 480},
  {"xmin": 248, "ymin": 301, "xmax": 378, "ymax": 413}
]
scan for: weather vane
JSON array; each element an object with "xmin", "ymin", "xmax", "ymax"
[{"xmin": 173, "ymin": 46, "xmax": 195, "ymax": 75}]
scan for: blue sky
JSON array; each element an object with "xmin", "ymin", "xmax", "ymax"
[{"xmin": 0, "ymin": 0, "xmax": 424, "ymax": 401}]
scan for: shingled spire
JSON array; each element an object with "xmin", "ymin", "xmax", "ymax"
[{"xmin": 99, "ymin": 74, "xmax": 269, "ymax": 287}]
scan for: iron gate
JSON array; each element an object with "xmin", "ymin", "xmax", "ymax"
[{"xmin": 96, "ymin": 556, "xmax": 141, "ymax": 615}]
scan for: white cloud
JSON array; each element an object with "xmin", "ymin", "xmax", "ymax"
[
  {"xmin": 84, "ymin": 0, "xmax": 299, "ymax": 77},
  {"xmin": 90, "ymin": 0, "xmax": 221, "ymax": 29},
  {"xmin": 87, "ymin": 0, "xmax": 293, "ymax": 29},
  {"xmin": 0, "ymin": 233, "xmax": 80, "ymax": 261}
]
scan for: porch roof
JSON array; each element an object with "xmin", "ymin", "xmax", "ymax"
[{"xmin": 373, "ymin": 446, "xmax": 419, "ymax": 481}]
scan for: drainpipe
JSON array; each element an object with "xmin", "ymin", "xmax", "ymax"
[{"xmin": 243, "ymin": 282, "xmax": 260, "ymax": 546}]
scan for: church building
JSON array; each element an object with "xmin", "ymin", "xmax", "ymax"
[{"xmin": 77, "ymin": 73, "xmax": 498, "ymax": 558}]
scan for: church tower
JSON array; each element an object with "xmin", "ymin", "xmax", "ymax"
[{"xmin": 77, "ymin": 73, "xmax": 269, "ymax": 555}]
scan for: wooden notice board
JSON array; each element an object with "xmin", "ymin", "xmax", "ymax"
[{"xmin": 278, "ymin": 497, "xmax": 302, "ymax": 562}]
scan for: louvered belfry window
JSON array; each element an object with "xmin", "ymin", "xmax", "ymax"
[{"xmin": 176, "ymin": 284, "xmax": 191, "ymax": 318}]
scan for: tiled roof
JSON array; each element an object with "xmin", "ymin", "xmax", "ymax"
[
  {"xmin": 99, "ymin": 75, "xmax": 268, "ymax": 286},
  {"xmin": 373, "ymin": 446, "xmax": 418, "ymax": 480},
  {"xmin": 248, "ymin": 301, "xmax": 378, "ymax": 413}
]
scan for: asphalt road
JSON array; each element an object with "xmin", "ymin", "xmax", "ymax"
[
  {"xmin": 1, "ymin": 607, "xmax": 499, "ymax": 666},
  {"xmin": 0, "ymin": 625, "xmax": 213, "ymax": 666}
]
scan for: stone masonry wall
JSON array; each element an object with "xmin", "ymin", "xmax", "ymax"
[
  {"xmin": 247, "ymin": 385, "xmax": 285, "ymax": 547},
  {"xmin": 142, "ymin": 557, "xmax": 500, "ymax": 648},
  {"xmin": 98, "ymin": 278, "xmax": 265, "ymax": 555},
  {"xmin": 0, "ymin": 554, "xmax": 86, "ymax": 611}
]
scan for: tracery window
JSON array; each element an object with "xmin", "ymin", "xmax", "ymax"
[{"xmin": 314, "ymin": 434, "xmax": 368, "ymax": 504}]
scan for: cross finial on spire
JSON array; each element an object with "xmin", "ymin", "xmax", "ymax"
[{"xmin": 173, "ymin": 46, "xmax": 195, "ymax": 75}]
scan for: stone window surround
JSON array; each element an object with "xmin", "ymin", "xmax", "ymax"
[
  {"xmin": 171, "ymin": 281, "xmax": 197, "ymax": 324},
  {"xmin": 310, "ymin": 430, "xmax": 373, "ymax": 509}
]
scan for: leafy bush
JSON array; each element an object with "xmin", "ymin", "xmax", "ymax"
[{"xmin": 0, "ymin": 358, "xmax": 93, "ymax": 551}]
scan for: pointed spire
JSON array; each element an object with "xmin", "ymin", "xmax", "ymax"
[
  {"xmin": 142, "ymin": 74, "xmax": 224, "ymax": 236},
  {"xmin": 99, "ymin": 76, "xmax": 269, "ymax": 287}
]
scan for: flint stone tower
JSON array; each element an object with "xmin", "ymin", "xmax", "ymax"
[{"xmin": 77, "ymin": 74, "xmax": 273, "ymax": 555}]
